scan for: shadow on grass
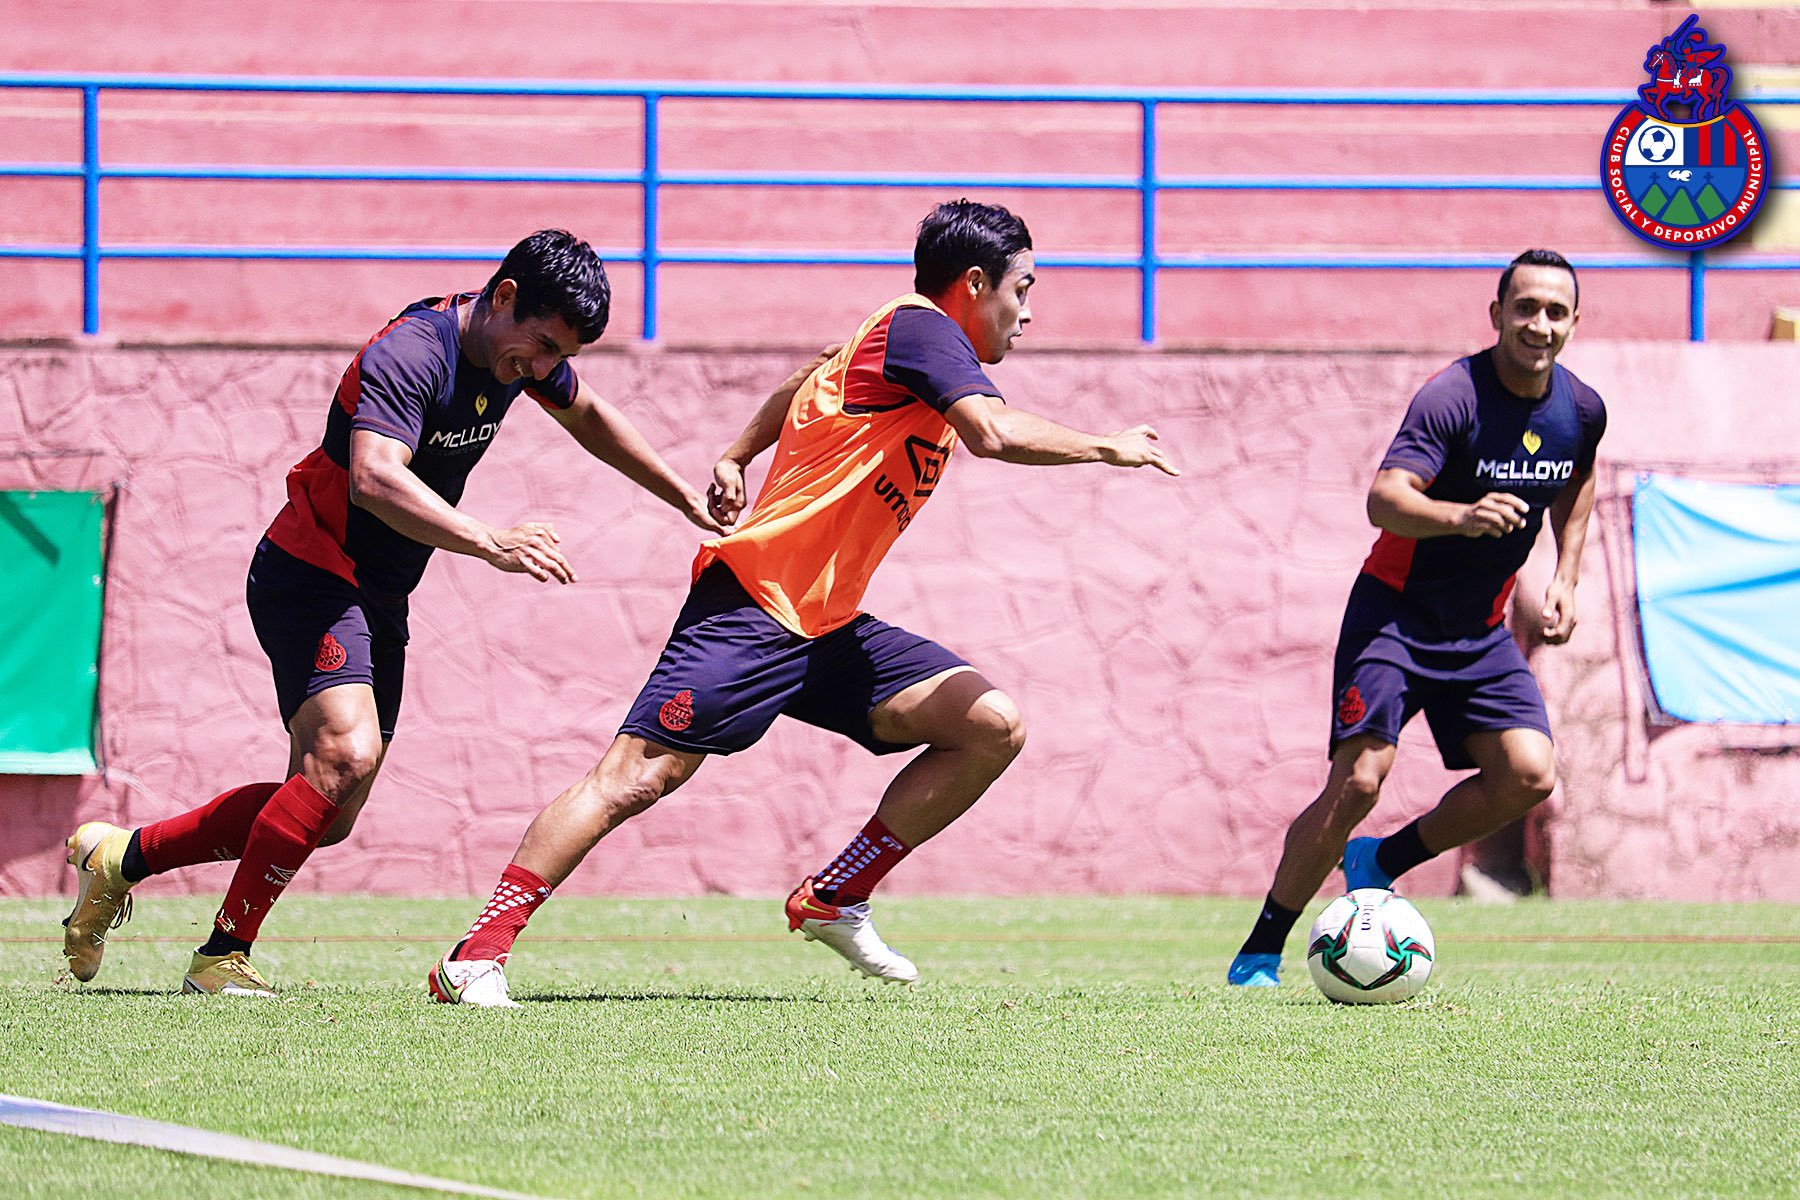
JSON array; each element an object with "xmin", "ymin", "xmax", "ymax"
[{"xmin": 519, "ymin": 990, "xmax": 834, "ymax": 1005}]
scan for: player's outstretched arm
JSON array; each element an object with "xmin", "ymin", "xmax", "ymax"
[
  {"xmin": 944, "ymin": 394, "xmax": 1180, "ymax": 475},
  {"xmin": 1539, "ymin": 466, "xmax": 1598, "ymax": 644},
  {"xmin": 550, "ymin": 378, "xmax": 724, "ymax": 535},
  {"xmin": 348, "ymin": 430, "xmax": 575, "ymax": 583},
  {"xmin": 1367, "ymin": 468, "xmax": 1527, "ymax": 540},
  {"xmin": 707, "ymin": 345, "xmax": 840, "ymax": 525}
]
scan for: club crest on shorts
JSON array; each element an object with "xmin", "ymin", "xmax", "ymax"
[
  {"xmin": 1336, "ymin": 685, "xmax": 1367, "ymax": 727},
  {"xmin": 314, "ymin": 633, "xmax": 348, "ymax": 672},
  {"xmin": 659, "ymin": 689, "xmax": 695, "ymax": 732},
  {"xmin": 1600, "ymin": 15, "xmax": 1767, "ymax": 250}
]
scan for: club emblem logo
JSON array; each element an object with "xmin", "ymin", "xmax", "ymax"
[
  {"xmin": 1336, "ymin": 685, "xmax": 1367, "ymax": 727},
  {"xmin": 659, "ymin": 689, "xmax": 695, "ymax": 732},
  {"xmin": 315, "ymin": 633, "xmax": 348, "ymax": 672},
  {"xmin": 1601, "ymin": 15, "xmax": 1767, "ymax": 250}
]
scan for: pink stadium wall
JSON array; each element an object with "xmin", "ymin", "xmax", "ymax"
[
  {"xmin": 3, "ymin": 337, "xmax": 1799, "ymax": 903},
  {"xmin": 5, "ymin": 2, "xmax": 1799, "ymax": 346}
]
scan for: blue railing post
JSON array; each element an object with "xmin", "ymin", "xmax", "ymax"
[
  {"xmin": 81, "ymin": 84, "xmax": 101, "ymax": 335},
  {"xmin": 1139, "ymin": 100, "xmax": 1157, "ymax": 344},
  {"xmin": 1688, "ymin": 250, "xmax": 1706, "ymax": 343},
  {"xmin": 642, "ymin": 93, "xmax": 660, "ymax": 342}
]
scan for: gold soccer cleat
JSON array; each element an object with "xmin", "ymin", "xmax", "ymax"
[
  {"xmin": 62, "ymin": 821, "xmax": 136, "ymax": 982},
  {"xmin": 183, "ymin": 951, "xmax": 277, "ymax": 998}
]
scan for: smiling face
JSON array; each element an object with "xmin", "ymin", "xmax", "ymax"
[
  {"xmin": 1488, "ymin": 264, "xmax": 1579, "ymax": 395},
  {"xmin": 471, "ymin": 278, "xmax": 585, "ymax": 384},
  {"xmin": 957, "ymin": 250, "xmax": 1036, "ymax": 364}
]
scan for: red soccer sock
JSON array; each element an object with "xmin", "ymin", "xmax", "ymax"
[
  {"xmin": 136, "ymin": 782, "xmax": 282, "ymax": 877},
  {"xmin": 453, "ymin": 864, "xmax": 553, "ymax": 964},
  {"xmin": 814, "ymin": 816, "xmax": 911, "ymax": 905},
  {"xmin": 210, "ymin": 774, "xmax": 336, "ymax": 947}
]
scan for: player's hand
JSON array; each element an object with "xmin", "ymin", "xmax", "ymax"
[
  {"xmin": 1456, "ymin": 492, "xmax": 1528, "ymax": 538},
  {"xmin": 1540, "ymin": 577, "xmax": 1578, "ymax": 644},
  {"xmin": 708, "ymin": 459, "xmax": 748, "ymax": 527},
  {"xmin": 1100, "ymin": 425, "xmax": 1181, "ymax": 476},
  {"xmin": 680, "ymin": 486, "xmax": 728, "ymax": 535},
  {"xmin": 485, "ymin": 521, "xmax": 576, "ymax": 584}
]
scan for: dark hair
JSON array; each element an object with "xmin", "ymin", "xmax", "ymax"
[
  {"xmin": 482, "ymin": 229, "xmax": 611, "ymax": 342},
  {"xmin": 913, "ymin": 200, "xmax": 1033, "ymax": 296},
  {"xmin": 1497, "ymin": 248, "xmax": 1578, "ymax": 309}
]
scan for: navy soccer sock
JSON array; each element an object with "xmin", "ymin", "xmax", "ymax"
[
  {"xmin": 1238, "ymin": 893, "xmax": 1302, "ymax": 956},
  {"xmin": 1374, "ymin": 819, "xmax": 1438, "ymax": 881}
]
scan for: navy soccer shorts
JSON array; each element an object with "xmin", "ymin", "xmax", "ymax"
[
  {"xmin": 245, "ymin": 539, "xmax": 408, "ymax": 740},
  {"xmin": 1328, "ymin": 623, "xmax": 1551, "ymax": 772},
  {"xmin": 619, "ymin": 563, "xmax": 971, "ymax": 756}
]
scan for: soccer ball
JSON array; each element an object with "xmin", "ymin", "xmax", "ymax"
[
  {"xmin": 1639, "ymin": 124, "xmax": 1677, "ymax": 162},
  {"xmin": 1305, "ymin": 888, "xmax": 1435, "ymax": 1004}
]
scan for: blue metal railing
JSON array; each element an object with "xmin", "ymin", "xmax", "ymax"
[{"xmin": 2, "ymin": 72, "xmax": 1796, "ymax": 343}]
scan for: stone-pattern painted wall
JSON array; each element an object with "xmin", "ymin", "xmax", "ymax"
[{"xmin": 3, "ymin": 341, "xmax": 1798, "ymax": 902}]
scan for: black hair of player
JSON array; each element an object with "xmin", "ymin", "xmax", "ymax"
[
  {"xmin": 1497, "ymin": 248, "xmax": 1578, "ymax": 310},
  {"xmin": 483, "ymin": 229, "xmax": 611, "ymax": 343},
  {"xmin": 913, "ymin": 200, "xmax": 1033, "ymax": 296}
]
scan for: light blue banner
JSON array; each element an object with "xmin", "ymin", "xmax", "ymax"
[{"xmin": 1633, "ymin": 472, "xmax": 1800, "ymax": 724}]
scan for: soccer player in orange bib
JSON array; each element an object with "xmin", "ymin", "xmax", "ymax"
[{"xmin": 432, "ymin": 200, "xmax": 1180, "ymax": 1004}]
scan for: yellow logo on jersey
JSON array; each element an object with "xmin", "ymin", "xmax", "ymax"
[
  {"xmin": 475, "ymin": 394, "xmax": 489, "ymax": 416},
  {"xmin": 1522, "ymin": 430, "xmax": 1542, "ymax": 455}
]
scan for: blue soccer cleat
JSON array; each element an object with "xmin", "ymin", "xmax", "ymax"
[
  {"xmin": 1226, "ymin": 952, "xmax": 1281, "ymax": 987},
  {"xmin": 1341, "ymin": 835, "xmax": 1396, "ymax": 892}
]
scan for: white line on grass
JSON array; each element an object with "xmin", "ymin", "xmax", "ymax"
[{"xmin": 0, "ymin": 1093, "xmax": 557, "ymax": 1200}]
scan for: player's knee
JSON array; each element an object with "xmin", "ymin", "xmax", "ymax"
[
  {"xmin": 1503, "ymin": 759, "xmax": 1557, "ymax": 810},
  {"xmin": 1336, "ymin": 766, "xmax": 1384, "ymax": 821},
  {"xmin": 591, "ymin": 761, "xmax": 672, "ymax": 823},
  {"xmin": 970, "ymin": 690, "xmax": 1027, "ymax": 762},
  {"xmin": 308, "ymin": 729, "xmax": 382, "ymax": 803},
  {"xmin": 613, "ymin": 776, "xmax": 665, "ymax": 821}
]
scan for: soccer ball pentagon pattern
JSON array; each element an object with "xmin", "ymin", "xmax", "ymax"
[
  {"xmin": 1306, "ymin": 888, "xmax": 1435, "ymax": 1004},
  {"xmin": 1637, "ymin": 123, "xmax": 1677, "ymax": 163}
]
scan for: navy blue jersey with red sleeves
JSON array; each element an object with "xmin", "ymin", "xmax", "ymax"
[
  {"xmin": 843, "ymin": 304, "xmax": 1000, "ymax": 415},
  {"xmin": 1359, "ymin": 349, "xmax": 1607, "ymax": 640},
  {"xmin": 263, "ymin": 292, "xmax": 578, "ymax": 598}
]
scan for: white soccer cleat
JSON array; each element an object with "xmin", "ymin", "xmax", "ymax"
[
  {"xmin": 785, "ymin": 877, "xmax": 919, "ymax": 984},
  {"xmin": 427, "ymin": 955, "xmax": 520, "ymax": 1008}
]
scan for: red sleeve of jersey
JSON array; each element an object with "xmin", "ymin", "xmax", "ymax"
[
  {"xmin": 526, "ymin": 361, "xmax": 579, "ymax": 411},
  {"xmin": 348, "ymin": 318, "xmax": 449, "ymax": 451}
]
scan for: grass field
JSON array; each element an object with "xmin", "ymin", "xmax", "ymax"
[{"xmin": 2, "ymin": 894, "xmax": 1797, "ymax": 1199}]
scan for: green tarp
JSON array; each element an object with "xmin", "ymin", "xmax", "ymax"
[{"xmin": 0, "ymin": 491, "xmax": 105, "ymax": 773}]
